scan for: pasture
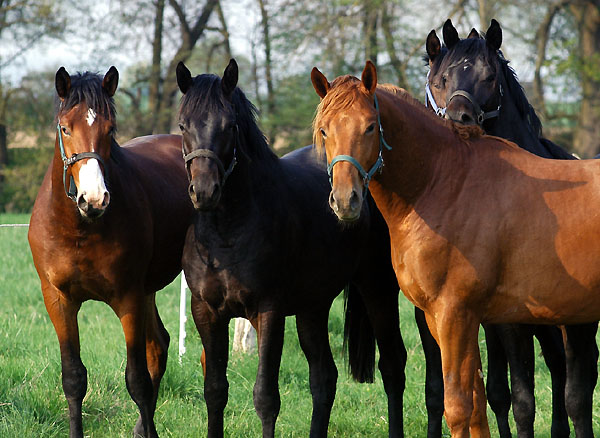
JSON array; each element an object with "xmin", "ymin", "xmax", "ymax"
[{"xmin": 1, "ymin": 213, "xmax": 599, "ymax": 436}]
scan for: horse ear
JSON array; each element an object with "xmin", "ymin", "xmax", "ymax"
[
  {"xmin": 486, "ymin": 19, "xmax": 502, "ymax": 51},
  {"xmin": 442, "ymin": 19, "xmax": 459, "ymax": 49},
  {"xmin": 426, "ymin": 29, "xmax": 442, "ymax": 63},
  {"xmin": 221, "ymin": 58, "xmax": 238, "ymax": 98},
  {"xmin": 361, "ymin": 60, "xmax": 377, "ymax": 96},
  {"xmin": 311, "ymin": 67, "xmax": 330, "ymax": 99},
  {"xmin": 467, "ymin": 28, "xmax": 480, "ymax": 39},
  {"xmin": 55, "ymin": 67, "xmax": 71, "ymax": 100},
  {"xmin": 176, "ymin": 61, "xmax": 193, "ymax": 94},
  {"xmin": 102, "ymin": 66, "xmax": 119, "ymax": 97}
]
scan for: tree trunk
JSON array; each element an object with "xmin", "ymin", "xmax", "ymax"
[
  {"xmin": 571, "ymin": 1, "xmax": 600, "ymax": 157},
  {"xmin": 149, "ymin": 0, "xmax": 165, "ymax": 134},
  {"xmin": 0, "ymin": 123, "xmax": 7, "ymax": 167},
  {"xmin": 258, "ymin": 0, "xmax": 275, "ymax": 116},
  {"xmin": 363, "ymin": 1, "xmax": 378, "ymax": 65}
]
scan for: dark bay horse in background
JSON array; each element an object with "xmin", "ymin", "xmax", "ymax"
[
  {"xmin": 311, "ymin": 60, "xmax": 600, "ymax": 438},
  {"xmin": 425, "ymin": 19, "xmax": 598, "ymax": 438},
  {"xmin": 28, "ymin": 67, "xmax": 193, "ymax": 438},
  {"xmin": 176, "ymin": 59, "xmax": 410, "ymax": 438}
]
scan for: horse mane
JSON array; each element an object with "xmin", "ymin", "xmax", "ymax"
[
  {"xmin": 179, "ymin": 74, "xmax": 278, "ymax": 164},
  {"xmin": 430, "ymin": 37, "xmax": 542, "ymax": 137},
  {"xmin": 313, "ymin": 75, "xmax": 483, "ymax": 152},
  {"xmin": 55, "ymin": 72, "xmax": 117, "ymax": 125}
]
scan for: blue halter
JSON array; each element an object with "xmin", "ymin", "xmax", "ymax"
[{"xmin": 326, "ymin": 93, "xmax": 392, "ymax": 193}]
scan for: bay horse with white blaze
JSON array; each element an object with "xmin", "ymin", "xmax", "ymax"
[
  {"xmin": 311, "ymin": 60, "xmax": 600, "ymax": 438},
  {"xmin": 177, "ymin": 59, "xmax": 409, "ymax": 438},
  {"xmin": 424, "ymin": 19, "xmax": 598, "ymax": 438},
  {"xmin": 28, "ymin": 67, "xmax": 193, "ymax": 438}
]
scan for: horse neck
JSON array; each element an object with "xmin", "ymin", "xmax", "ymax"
[
  {"xmin": 369, "ymin": 93, "xmax": 471, "ymax": 221},
  {"xmin": 486, "ymin": 77, "xmax": 544, "ymax": 156}
]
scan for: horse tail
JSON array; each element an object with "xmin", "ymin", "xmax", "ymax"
[{"xmin": 343, "ymin": 283, "xmax": 376, "ymax": 383}]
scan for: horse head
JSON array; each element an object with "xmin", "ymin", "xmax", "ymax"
[
  {"xmin": 425, "ymin": 19, "xmax": 503, "ymax": 128},
  {"xmin": 55, "ymin": 66, "xmax": 118, "ymax": 219},
  {"xmin": 176, "ymin": 59, "xmax": 239, "ymax": 210},
  {"xmin": 312, "ymin": 60, "xmax": 388, "ymax": 222}
]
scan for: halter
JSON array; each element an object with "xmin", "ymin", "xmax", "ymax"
[
  {"xmin": 326, "ymin": 93, "xmax": 392, "ymax": 194},
  {"xmin": 182, "ymin": 125, "xmax": 239, "ymax": 187},
  {"xmin": 425, "ymin": 69, "xmax": 503, "ymax": 125},
  {"xmin": 57, "ymin": 122, "xmax": 107, "ymax": 202}
]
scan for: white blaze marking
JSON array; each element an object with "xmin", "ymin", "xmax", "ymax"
[
  {"xmin": 78, "ymin": 158, "xmax": 107, "ymax": 206},
  {"xmin": 86, "ymin": 108, "xmax": 96, "ymax": 126}
]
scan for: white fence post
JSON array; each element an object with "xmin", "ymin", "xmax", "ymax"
[{"xmin": 179, "ymin": 271, "xmax": 188, "ymax": 362}]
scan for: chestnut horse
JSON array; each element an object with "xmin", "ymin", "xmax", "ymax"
[
  {"xmin": 311, "ymin": 61, "xmax": 600, "ymax": 437},
  {"xmin": 423, "ymin": 19, "xmax": 599, "ymax": 438},
  {"xmin": 177, "ymin": 59, "xmax": 409, "ymax": 438},
  {"xmin": 28, "ymin": 67, "xmax": 193, "ymax": 437}
]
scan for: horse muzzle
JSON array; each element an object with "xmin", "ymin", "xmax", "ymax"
[
  {"xmin": 329, "ymin": 187, "xmax": 362, "ymax": 222},
  {"xmin": 77, "ymin": 190, "xmax": 110, "ymax": 218},
  {"xmin": 188, "ymin": 179, "xmax": 221, "ymax": 211}
]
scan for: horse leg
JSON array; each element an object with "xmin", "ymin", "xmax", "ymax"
[
  {"xmin": 295, "ymin": 310, "xmax": 338, "ymax": 437},
  {"xmin": 116, "ymin": 294, "xmax": 158, "ymax": 438},
  {"xmin": 190, "ymin": 295, "xmax": 229, "ymax": 438},
  {"xmin": 497, "ymin": 324, "xmax": 535, "ymax": 438},
  {"xmin": 362, "ymin": 290, "xmax": 407, "ymax": 438},
  {"xmin": 415, "ymin": 306, "xmax": 444, "ymax": 438},
  {"xmin": 133, "ymin": 295, "xmax": 170, "ymax": 437},
  {"xmin": 426, "ymin": 309, "xmax": 490, "ymax": 438},
  {"xmin": 563, "ymin": 322, "xmax": 599, "ymax": 438},
  {"xmin": 482, "ymin": 324, "xmax": 512, "ymax": 438},
  {"xmin": 533, "ymin": 325, "xmax": 569, "ymax": 438},
  {"xmin": 253, "ymin": 310, "xmax": 285, "ymax": 438},
  {"xmin": 42, "ymin": 282, "xmax": 86, "ymax": 438}
]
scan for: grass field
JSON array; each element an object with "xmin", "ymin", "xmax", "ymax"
[{"xmin": 1, "ymin": 213, "xmax": 599, "ymax": 437}]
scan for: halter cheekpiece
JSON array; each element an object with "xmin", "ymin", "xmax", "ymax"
[
  {"xmin": 326, "ymin": 93, "xmax": 392, "ymax": 194},
  {"xmin": 57, "ymin": 121, "xmax": 107, "ymax": 202}
]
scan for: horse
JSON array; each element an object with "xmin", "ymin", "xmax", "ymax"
[
  {"xmin": 176, "ymin": 59, "xmax": 411, "ymax": 438},
  {"xmin": 311, "ymin": 60, "xmax": 600, "ymax": 438},
  {"xmin": 28, "ymin": 67, "xmax": 194, "ymax": 438},
  {"xmin": 423, "ymin": 19, "xmax": 599, "ymax": 438}
]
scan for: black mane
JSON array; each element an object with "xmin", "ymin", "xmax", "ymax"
[
  {"xmin": 430, "ymin": 38, "xmax": 542, "ymax": 137},
  {"xmin": 179, "ymin": 74, "xmax": 278, "ymax": 164},
  {"xmin": 55, "ymin": 72, "xmax": 117, "ymax": 124}
]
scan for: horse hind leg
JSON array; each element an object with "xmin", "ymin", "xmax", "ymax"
[
  {"xmin": 42, "ymin": 282, "xmax": 87, "ymax": 438},
  {"xmin": 563, "ymin": 322, "xmax": 599, "ymax": 438},
  {"xmin": 253, "ymin": 309, "xmax": 285, "ymax": 438},
  {"xmin": 133, "ymin": 295, "xmax": 170, "ymax": 437},
  {"xmin": 296, "ymin": 310, "xmax": 338, "ymax": 438},
  {"xmin": 116, "ymin": 294, "xmax": 159, "ymax": 438},
  {"xmin": 533, "ymin": 325, "xmax": 569, "ymax": 438}
]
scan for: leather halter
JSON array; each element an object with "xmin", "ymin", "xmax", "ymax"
[
  {"xmin": 182, "ymin": 126, "xmax": 239, "ymax": 187},
  {"xmin": 425, "ymin": 70, "xmax": 503, "ymax": 125},
  {"xmin": 326, "ymin": 93, "xmax": 392, "ymax": 194},
  {"xmin": 56, "ymin": 122, "xmax": 107, "ymax": 202}
]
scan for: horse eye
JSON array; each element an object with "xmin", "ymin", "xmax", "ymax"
[
  {"xmin": 365, "ymin": 124, "xmax": 375, "ymax": 134},
  {"xmin": 320, "ymin": 128, "xmax": 327, "ymax": 138},
  {"xmin": 485, "ymin": 74, "xmax": 495, "ymax": 83},
  {"xmin": 61, "ymin": 126, "xmax": 70, "ymax": 136},
  {"xmin": 178, "ymin": 123, "xmax": 185, "ymax": 132}
]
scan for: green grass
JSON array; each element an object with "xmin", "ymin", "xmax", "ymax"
[{"xmin": 0, "ymin": 213, "xmax": 599, "ymax": 437}]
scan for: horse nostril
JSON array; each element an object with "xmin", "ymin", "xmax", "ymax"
[
  {"xmin": 188, "ymin": 184, "xmax": 195, "ymax": 199},
  {"xmin": 101, "ymin": 192, "xmax": 110, "ymax": 207},
  {"xmin": 461, "ymin": 112, "xmax": 474, "ymax": 124},
  {"xmin": 329, "ymin": 191, "xmax": 339, "ymax": 213},
  {"xmin": 77, "ymin": 193, "xmax": 88, "ymax": 211},
  {"xmin": 349, "ymin": 189, "xmax": 360, "ymax": 211}
]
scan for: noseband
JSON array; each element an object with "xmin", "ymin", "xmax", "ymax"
[
  {"xmin": 425, "ymin": 70, "xmax": 503, "ymax": 125},
  {"xmin": 182, "ymin": 125, "xmax": 239, "ymax": 187},
  {"xmin": 326, "ymin": 93, "xmax": 392, "ymax": 195},
  {"xmin": 57, "ymin": 122, "xmax": 107, "ymax": 202}
]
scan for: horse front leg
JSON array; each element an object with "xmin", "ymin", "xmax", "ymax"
[
  {"xmin": 42, "ymin": 281, "xmax": 87, "ymax": 438},
  {"xmin": 190, "ymin": 295, "xmax": 230, "ymax": 438},
  {"xmin": 116, "ymin": 293, "xmax": 158, "ymax": 438},
  {"xmin": 133, "ymin": 295, "xmax": 170, "ymax": 437},
  {"xmin": 427, "ymin": 308, "xmax": 490, "ymax": 438},
  {"xmin": 482, "ymin": 324, "xmax": 511, "ymax": 438},
  {"xmin": 253, "ymin": 309, "xmax": 285, "ymax": 438},
  {"xmin": 296, "ymin": 309, "xmax": 338, "ymax": 438},
  {"xmin": 563, "ymin": 322, "xmax": 599, "ymax": 438}
]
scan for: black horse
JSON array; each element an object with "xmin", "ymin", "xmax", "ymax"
[
  {"xmin": 176, "ymin": 59, "xmax": 413, "ymax": 438},
  {"xmin": 424, "ymin": 18, "xmax": 599, "ymax": 438}
]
